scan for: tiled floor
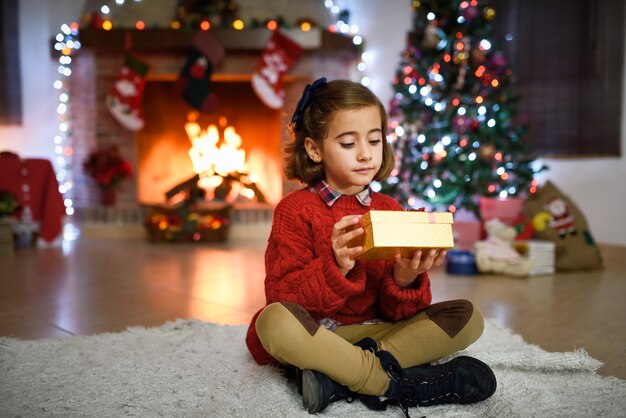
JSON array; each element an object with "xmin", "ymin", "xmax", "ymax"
[{"xmin": 1, "ymin": 222, "xmax": 624, "ymax": 379}]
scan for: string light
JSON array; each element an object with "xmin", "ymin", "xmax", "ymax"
[
  {"xmin": 52, "ymin": 21, "xmax": 81, "ymax": 216},
  {"xmin": 323, "ymin": 0, "xmax": 369, "ymax": 86}
]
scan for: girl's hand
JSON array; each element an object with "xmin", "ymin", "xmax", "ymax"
[
  {"xmin": 332, "ymin": 215, "xmax": 364, "ymax": 276},
  {"xmin": 394, "ymin": 249, "xmax": 448, "ymax": 288}
]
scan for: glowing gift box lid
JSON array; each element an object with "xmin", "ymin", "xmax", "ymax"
[{"xmin": 348, "ymin": 210, "xmax": 454, "ymax": 260}]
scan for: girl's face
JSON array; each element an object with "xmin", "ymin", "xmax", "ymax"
[{"xmin": 305, "ymin": 105, "xmax": 383, "ymax": 195}]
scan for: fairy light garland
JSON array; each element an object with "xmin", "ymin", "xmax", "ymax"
[
  {"xmin": 51, "ymin": 0, "xmax": 365, "ymax": 217},
  {"xmin": 52, "ymin": 22, "xmax": 81, "ymax": 216},
  {"xmin": 52, "ymin": 1, "xmax": 144, "ymax": 217},
  {"xmin": 323, "ymin": 0, "xmax": 370, "ymax": 86}
]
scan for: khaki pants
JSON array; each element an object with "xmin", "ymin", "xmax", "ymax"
[{"xmin": 255, "ymin": 299, "xmax": 484, "ymax": 396}]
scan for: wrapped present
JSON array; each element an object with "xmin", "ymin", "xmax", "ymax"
[
  {"xmin": 513, "ymin": 240, "xmax": 556, "ymax": 276},
  {"xmin": 348, "ymin": 210, "xmax": 454, "ymax": 260},
  {"xmin": 446, "ymin": 250, "xmax": 478, "ymax": 275},
  {"xmin": 452, "ymin": 221, "xmax": 482, "ymax": 251}
]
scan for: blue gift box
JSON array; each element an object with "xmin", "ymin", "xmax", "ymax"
[{"xmin": 446, "ymin": 250, "xmax": 477, "ymax": 275}]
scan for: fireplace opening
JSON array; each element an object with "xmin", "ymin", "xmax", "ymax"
[{"xmin": 138, "ymin": 80, "xmax": 284, "ymax": 206}]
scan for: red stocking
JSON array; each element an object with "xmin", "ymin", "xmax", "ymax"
[
  {"xmin": 106, "ymin": 54, "xmax": 149, "ymax": 131},
  {"xmin": 251, "ymin": 30, "xmax": 303, "ymax": 109}
]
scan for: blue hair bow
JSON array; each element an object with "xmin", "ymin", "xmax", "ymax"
[{"xmin": 290, "ymin": 77, "xmax": 327, "ymax": 124}]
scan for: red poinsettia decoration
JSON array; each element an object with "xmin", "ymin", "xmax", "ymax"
[{"xmin": 83, "ymin": 145, "xmax": 132, "ymax": 189}]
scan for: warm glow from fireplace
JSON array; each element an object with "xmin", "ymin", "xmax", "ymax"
[
  {"xmin": 186, "ymin": 115, "xmax": 247, "ymax": 176},
  {"xmin": 137, "ymin": 82, "xmax": 283, "ymax": 206},
  {"xmin": 185, "ymin": 112, "xmax": 261, "ymax": 202}
]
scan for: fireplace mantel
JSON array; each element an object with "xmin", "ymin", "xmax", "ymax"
[
  {"xmin": 57, "ymin": 28, "xmax": 360, "ymax": 56},
  {"xmin": 59, "ymin": 27, "xmax": 362, "ymax": 81}
]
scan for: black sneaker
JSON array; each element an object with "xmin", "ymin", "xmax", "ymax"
[
  {"xmin": 379, "ymin": 351, "xmax": 496, "ymax": 416},
  {"xmin": 301, "ymin": 369, "xmax": 352, "ymax": 413}
]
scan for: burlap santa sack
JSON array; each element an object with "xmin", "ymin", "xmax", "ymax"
[{"xmin": 523, "ymin": 181, "xmax": 603, "ymax": 271}]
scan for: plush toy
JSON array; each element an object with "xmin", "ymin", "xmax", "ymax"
[{"xmin": 475, "ymin": 218, "xmax": 532, "ymax": 277}]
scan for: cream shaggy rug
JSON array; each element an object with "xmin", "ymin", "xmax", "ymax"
[{"xmin": 1, "ymin": 319, "xmax": 625, "ymax": 417}]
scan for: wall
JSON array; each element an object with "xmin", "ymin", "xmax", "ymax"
[
  {"xmin": 1, "ymin": 0, "xmax": 625, "ymax": 246},
  {"xmin": 0, "ymin": 0, "xmax": 73, "ymax": 159}
]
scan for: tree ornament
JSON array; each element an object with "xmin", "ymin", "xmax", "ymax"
[
  {"xmin": 452, "ymin": 114, "xmax": 472, "ymax": 133},
  {"xmin": 479, "ymin": 143, "xmax": 496, "ymax": 160},
  {"xmin": 411, "ymin": 120, "xmax": 424, "ymax": 132},
  {"xmin": 484, "ymin": 7, "xmax": 497, "ymax": 21},
  {"xmin": 422, "ymin": 22, "xmax": 445, "ymax": 50},
  {"xmin": 461, "ymin": 5, "xmax": 479, "ymax": 22},
  {"xmin": 471, "ymin": 48, "xmax": 487, "ymax": 67},
  {"xmin": 489, "ymin": 52, "xmax": 508, "ymax": 74}
]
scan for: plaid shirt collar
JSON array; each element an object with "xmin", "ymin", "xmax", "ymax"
[{"xmin": 310, "ymin": 180, "xmax": 372, "ymax": 207}]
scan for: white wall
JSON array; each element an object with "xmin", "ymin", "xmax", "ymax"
[
  {"xmin": 342, "ymin": 0, "xmax": 413, "ymax": 107},
  {"xmin": 2, "ymin": 0, "xmax": 625, "ymax": 246},
  {"xmin": 0, "ymin": 0, "xmax": 86, "ymax": 157}
]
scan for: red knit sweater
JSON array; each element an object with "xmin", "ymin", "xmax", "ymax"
[{"xmin": 245, "ymin": 187, "xmax": 433, "ymax": 365}]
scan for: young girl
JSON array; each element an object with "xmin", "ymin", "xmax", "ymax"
[{"xmin": 246, "ymin": 78, "xmax": 496, "ymax": 417}]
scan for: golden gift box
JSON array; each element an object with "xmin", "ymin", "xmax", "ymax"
[{"xmin": 348, "ymin": 210, "xmax": 454, "ymax": 260}]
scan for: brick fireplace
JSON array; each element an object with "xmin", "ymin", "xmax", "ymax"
[{"xmin": 69, "ymin": 28, "xmax": 359, "ymax": 226}]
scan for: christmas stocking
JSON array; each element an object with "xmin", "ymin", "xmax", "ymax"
[
  {"xmin": 251, "ymin": 30, "xmax": 303, "ymax": 109},
  {"xmin": 106, "ymin": 54, "xmax": 149, "ymax": 131},
  {"xmin": 177, "ymin": 31, "xmax": 224, "ymax": 113}
]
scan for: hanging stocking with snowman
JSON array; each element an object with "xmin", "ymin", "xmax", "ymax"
[{"xmin": 106, "ymin": 54, "xmax": 150, "ymax": 131}]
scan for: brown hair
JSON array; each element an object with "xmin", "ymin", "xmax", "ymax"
[{"xmin": 284, "ymin": 79, "xmax": 394, "ymax": 185}]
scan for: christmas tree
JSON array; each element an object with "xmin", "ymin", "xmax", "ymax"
[{"xmin": 381, "ymin": 0, "xmax": 545, "ymax": 218}]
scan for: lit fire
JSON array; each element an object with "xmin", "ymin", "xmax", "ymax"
[{"xmin": 185, "ymin": 112, "xmax": 261, "ymax": 202}]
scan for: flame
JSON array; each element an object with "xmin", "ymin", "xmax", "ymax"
[{"xmin": 185, "ymin": 112, "xmax": 257, "ymax": 202}]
